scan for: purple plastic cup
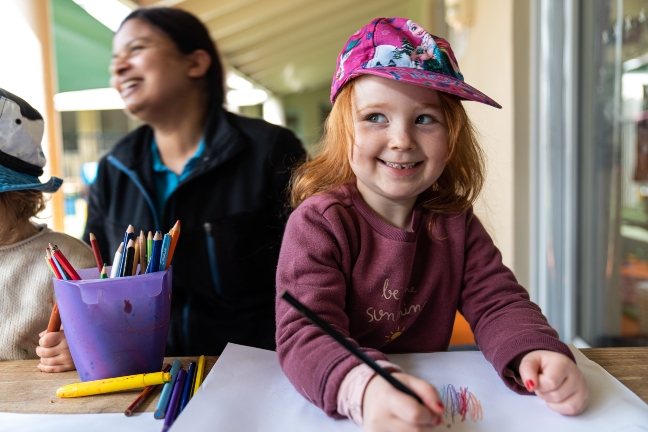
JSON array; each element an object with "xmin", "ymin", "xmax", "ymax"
[{"xmin": 53, "ymin": 266, "xmax": 172, "ymax": 381}]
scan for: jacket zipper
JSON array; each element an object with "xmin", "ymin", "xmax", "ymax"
[{"xmin": 107, "ymin": 155, "xmax": 161, "ymax": 230}]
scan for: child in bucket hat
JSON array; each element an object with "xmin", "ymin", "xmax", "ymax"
[
  {"xmin": 0, "ymin": 88, "xmax": 95, "ymax": 367},
  {"xmin": 276, "ymin": 17, "xmax": 588, "ymax": 429}
]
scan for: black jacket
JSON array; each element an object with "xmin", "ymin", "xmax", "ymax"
[{"xmin": 83, "ymin": 107, "xmax": 305, "ymax": 356}]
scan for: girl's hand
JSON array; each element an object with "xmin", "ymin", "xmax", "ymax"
[
  {"xmin": 363, "ymin": 372, "xmax": 444, "ymax": 432},
  {"xmin": 35, "ymin": 330, "xmax": 75, "ymax": 372},
  {"xmin": 518, "ymin": 350, "xmax": 588, "ymax": 415}
]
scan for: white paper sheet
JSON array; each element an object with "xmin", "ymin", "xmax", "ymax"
[
  {"xmin": 0, "ymin": 412, "xmax": 160, "ymax": 432},
  {"xmin": 171, "ymin": 343, "xmax": 648, "ymax": 432}
]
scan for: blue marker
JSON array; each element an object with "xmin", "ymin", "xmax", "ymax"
[{"xmin": 154, "ymin": 359, "xmax": 182, "ymax": 419}]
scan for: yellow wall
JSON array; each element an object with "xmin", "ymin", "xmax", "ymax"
[{"xmin": 457, "ymin": 0, "xmax": 530, "ymax": 288}]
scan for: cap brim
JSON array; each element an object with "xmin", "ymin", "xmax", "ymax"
[
  {"xmin": 348, "ymin": 67, "xmax": 502, "ymax": 109},
  {"xmin": 0, "ymin": 164, "xmax": 62, "ymax": 193}
]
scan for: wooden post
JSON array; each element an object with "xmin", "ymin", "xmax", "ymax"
[{"xmin": 19, "ymin": 0, "xmax": 66, "ymax": 231}]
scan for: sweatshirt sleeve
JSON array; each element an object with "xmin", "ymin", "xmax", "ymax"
[
  {"xmin": 276, "ymin": 203, "xmax": 390, "ymax": 418},
  {"xmin": 458, "ymin": 208, "xmax": 575, "ymax": 394}
]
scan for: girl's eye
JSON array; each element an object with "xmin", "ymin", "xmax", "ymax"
[
  {"xmin": 367, "ymin": 113, "xmax": 387, "ymax": 123},
  {"xmin": 415, "ymin": 115, "xmax": 436, "ymax": 125},
  {"xmin": 130, "ymin": 45, "xmax": 144, "ymax": 53}
]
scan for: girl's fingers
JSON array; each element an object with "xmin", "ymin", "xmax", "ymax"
[
  {"xmin": 390, "ymin": 375, "xmax": 443, "ymax": 425},
  {"xmin": 39, "ymin": 355, "xmax": 64, "ymax": 366},
  {"xmin": 35, "ymin": 345, "xmax": 59, "ymax": 358},
  {"xmin": 37, "ymin": 363, "xmax": 74, "ymax": 373},
  {"xmin": 408, "ymin": 377, "xmax": 445, "ymax": 415},
  {"xmin": 546, "ymin": 384, "xmax": 589, "ymax": 416},
  {"xmin": 39, "ymin": 331, "xmax": 67, "ymax": 349},
  {"xmin": 38, "ymin": 330, "xmax": 46, "ymax": 338},
  {"xmin": 517, "ymin": 352, "xmax": 541, "ymax": 392}
]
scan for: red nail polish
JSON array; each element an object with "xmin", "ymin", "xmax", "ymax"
[
  {"xmin": 526, "ymin": 380, "xmax": 534, "ymax": 391},
  {"xmin": 437, "ymin": 402, "xmax": 444, "ymax": 410}
]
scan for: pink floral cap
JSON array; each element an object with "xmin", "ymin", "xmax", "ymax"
[{"xmin": 331, "ymin": 17, "xmax": 501, "ymax": 108}]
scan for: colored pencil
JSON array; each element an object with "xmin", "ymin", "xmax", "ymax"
[
  {"xmin": 100, "ymin": 263, "xmax": 108, "ymax": 279},
  {"xmin": 166, "ymin": 220, "xmax": 181, "ymax": 269},
  {"xmin": 124, "ymin": 363, "xmax": 171, "ymax": 416},
  {"xmin": 159, "ymin": 233, "xmax": 172, "ymax": 271},
  {"xmin": 192, "ymin": 355, "xmax": 205, "ymax": 396},
  {"xmin": 51, "ymin": 252, "xmax": 70, "ymax": 280},
  {"xmin": 132, "ymin": 236, "xmax": 140, "ymax": 276},
  {"xmin": 46, "ymin": 303, "xmax": 61, "ymax": 333},
  {"xmin": 279, "ymin": 290, "xmax": 424, "ymax": 404},
  {"xmin": 45, "ymin": 249, "xmax": 62, "ymax": 280},
  {"xmin": 138, "ymin": 230, "xmax": 146, "ymax": 275},
  {"xmin": 179, "ymin": 361, "xmax": 196, "ymax": 413},
  {"xmin": 110, "ymin": 242, "xmax": 123, "ymax": 278},
  {"xmin": 146, "ymin": 231, "xmax": 163, "ymax": 273},
  {"xmin": 117, "ymin": 225, "xmax": 134, "ymax": 278},
  {"xmin": 121, "ymin": 239, "xmax": 135, "ymax": 277},
  {"xmin": 162, "ymin": 369, "xmax": 186, "ymax": 431},
  {"xmin": 49, "ymin": 244, "xmax": 81, "ymax": 280},
  {"xmin": 154, "ymin": 359, "xmax": 182, "ymax": 419},
  {"xmin": 146, "ymin": 231, "xmax": 153, "ymax": 268},
  {"xmin": 89, "ymin": 232, "xmax": 103, "ymax": 273}
]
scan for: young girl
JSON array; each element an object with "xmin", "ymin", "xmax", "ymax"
[
  {"xmin": 275, "ymin": 18, "xmax": 588, "ymax": 431},
  {"xmin": 0, "ymin": 88, "xmax": 96, "ymax": 370}
]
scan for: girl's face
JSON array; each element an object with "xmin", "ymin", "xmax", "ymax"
[
  {"xmin": 350, "ymin": 75, "xmax": 449, "ymax": 213},
  {"xmin": 110, "ymin": 19, "xmax": 198, "ymax": 121}
]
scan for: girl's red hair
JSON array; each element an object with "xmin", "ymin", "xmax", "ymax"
[{"xmin": 290, "ymin": 79, "xmax": 485, "ymax": 223}]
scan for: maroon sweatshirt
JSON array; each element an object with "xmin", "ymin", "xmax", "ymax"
[{"xmin": 276, "ymin": 182, "xmax": 573, "ymax": 418}]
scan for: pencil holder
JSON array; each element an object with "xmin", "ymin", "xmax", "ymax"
[{"xmin": 53, "ymin": 267, "xmax": 172, "ymax": 381}]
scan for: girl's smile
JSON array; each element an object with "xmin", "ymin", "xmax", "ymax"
[{"xmin": 350, "ymin": 75, "xmax": 449, "ymax": 229}]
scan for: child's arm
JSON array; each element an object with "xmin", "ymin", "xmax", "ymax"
[
  {"xmin": 515, "ymin": 350, "xmax": 589, "ymax": 415},
  {"xmin": 276, "ymin": 202, "xmax": 391, "ymax": 418},
  {"xmin": 35, "ymin": 330, "xmax": 75, "ymax": 373},
  {"xmin": 457, "ymin": 208, "xmax": 578, "ymax": 398}
]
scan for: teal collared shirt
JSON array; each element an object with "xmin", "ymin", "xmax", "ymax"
[{"xmin": 151, "ymin": 138, "xmax": 205, "ymax": 218}]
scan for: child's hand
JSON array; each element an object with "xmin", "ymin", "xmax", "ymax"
[
  {"xmin": 35, "ymin": 330, "xmax": 75, "ymax": 373},
  {"xmin": 518, "ymin": 350, "xmax": 588, "ymax": 415},
  {"xmin": 363, "ymin": 372, "xmax": 444, "ymax": 431}
]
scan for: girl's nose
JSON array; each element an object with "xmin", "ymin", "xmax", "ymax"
[{"xmin": 388, "ymin": 125, "xmax": 416, "ymax": 151}]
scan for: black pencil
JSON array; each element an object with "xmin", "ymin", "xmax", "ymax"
[
  {"xmin": 279, "ymin": 290, "xmax": 423, "ymax": 404},
  {"xmin": 122, "ymin": 239, "xmax": 135, "ymax": 277}
]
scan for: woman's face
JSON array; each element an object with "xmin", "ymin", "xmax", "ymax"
[{"xmin": 110, "ymin": 19, "xmax": 197, "ymax": 121}]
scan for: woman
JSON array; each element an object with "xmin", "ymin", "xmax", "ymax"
[{"xmin": 83, "ymin": 8, "xmax": 304, "ymax": 356}]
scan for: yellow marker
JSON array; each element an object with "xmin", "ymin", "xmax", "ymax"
[
  {"xmin": 192, "ymin": 355, "xmax": 205, "ymax": 396},
  {"xmin": 56, "ymin": 371, "xmax": 171, "ymax": 398}
]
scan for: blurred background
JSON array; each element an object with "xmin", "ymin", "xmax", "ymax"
[{"xmin": 1, "ymin": 0, "xmax": 647, "ymax": 349}]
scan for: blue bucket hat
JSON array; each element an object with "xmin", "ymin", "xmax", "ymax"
[{"xmin": 0, "ymin": 88, "xmax": 62, "ymax": 193}]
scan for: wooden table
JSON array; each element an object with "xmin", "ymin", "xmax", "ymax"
[
  {"xmin": 0, "ymin": 357, "xmax": 217, "ymax": 414},
  {"xmin": 0, "ymin": 349, "xmax": 646, "ymax": 414}
]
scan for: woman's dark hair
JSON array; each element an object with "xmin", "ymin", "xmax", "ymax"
[{"xmin": 121, "ymin": 7, "xmax": 224, "ymax": 107}]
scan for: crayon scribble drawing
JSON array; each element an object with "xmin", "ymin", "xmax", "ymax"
[{"xmin": 440, "ymin": 384, "xmax": 483, "ymax": 427}]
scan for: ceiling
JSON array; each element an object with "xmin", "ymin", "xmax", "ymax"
[{"xmin": 131, "ymin": 0, "xmax": 444, "ymax": 95}]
